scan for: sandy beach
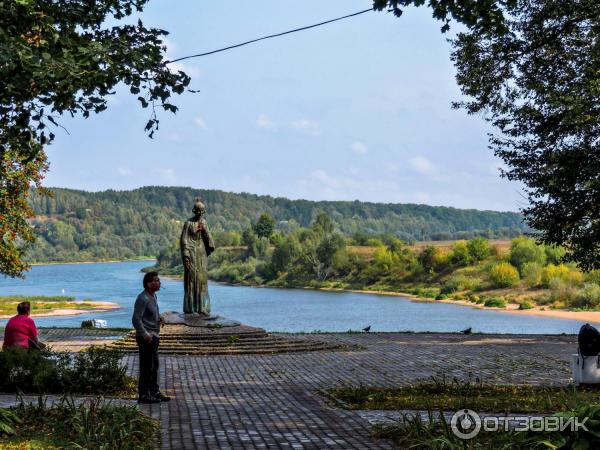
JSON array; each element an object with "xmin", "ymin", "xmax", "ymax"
[
  {"xmin": 309, "ymin": 286, "xmax": 600, "ymax": 324},
  {"xmin": 0, "ymin": 301, "xmax": 120, "ymax": 319}
]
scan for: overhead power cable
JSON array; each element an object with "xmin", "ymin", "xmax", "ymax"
[{"xmin": 166, "ymin": 8, "xmax": 373, "ymax": 64}]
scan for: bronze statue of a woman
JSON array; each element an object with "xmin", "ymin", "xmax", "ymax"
[{"xmin": 180, "ymin": 199, "xmax": 215, "ymax": 315}]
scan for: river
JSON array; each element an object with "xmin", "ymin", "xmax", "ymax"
[{"xmin": 0, "ymin": 261, "xmax": 594, "ymax": 333}]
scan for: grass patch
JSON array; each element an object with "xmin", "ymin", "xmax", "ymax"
[
  {"xmin": 0, "ymin": 397, "xmax": 158, "ymax": 449},
  {"xmin": 372, "ymin": 404, "xmax": 600, "ymax": 449},
  {"xmin": 328, "ymin": 377, "xmax": 600, "ymax": 414},
  {"xmin": 0, "ymin": 296, "xmax": 97, "ymax": 315}
]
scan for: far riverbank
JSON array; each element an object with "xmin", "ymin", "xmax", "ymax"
[
  {"xmin": 164, "ymin": 272, "xmax": 600, "ymax": 325},
  {"xmin": 0, "ymin": 301, "xmax": 120, "ymax": 319}
]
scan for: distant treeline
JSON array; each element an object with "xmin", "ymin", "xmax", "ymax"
[{"xmin": 25, "ymin": 186, "xmax": 527, "ymax": 262}]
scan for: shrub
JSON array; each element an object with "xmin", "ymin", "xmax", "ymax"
[
  {"xmin": 484, "ymin": 297, "xmax": 507, "ymax": 308},
  {"xmin": 488, "ymin": 262, "xmax": 520, "ymax": 288},
  {"xmin": 519, "ymin": 300, "xmax": 534, "ymax": 310},
  {"xmin": 467, "ymin": 237, "xmax": 491, "ymax": 261},
  {"xmin": 522, "ymin": 262, "xmax": 542, "ymax": 288},
  {"xmin": 541, "ymin": 264, "xmax": 584, "ymax": 287},
  {"xmin": 585, "ymin": 270, "xmax": 600, "ymax": 285},
  {"xmin": 450, "ymin": 241, "xmax": 471, "ymax": 266},
  {"xmin": 544, "ymin": 245, "xmax": 567, "ymax": 264},
  {"xmin": 569, "ymin": 283, "xmax": 600, "ymax": 309},
  {"xmin": 0, "ymin": 346, "xmax": 130, "ymax": 395},
  {"xmin": 509, "ymin": 236, "xmax": 546, "ymax": 273}
]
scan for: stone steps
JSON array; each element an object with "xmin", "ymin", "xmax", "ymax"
[{"xmin": 111, "ymin": 325, "xmax": 345, "ymax": 355}]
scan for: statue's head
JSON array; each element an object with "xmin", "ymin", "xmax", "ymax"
[{"xmin": 192, "ymin": 198, "xmax": 206, "ymax": 216}]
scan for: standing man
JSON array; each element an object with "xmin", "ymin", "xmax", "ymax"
[{"xmin": 132, "ymin": 272, "xmax": 170, "ymax": 404}]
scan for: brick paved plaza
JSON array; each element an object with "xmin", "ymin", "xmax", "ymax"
[{"xmin": 121, "ymin": 332, "xmax": 575, "ymax": 449}]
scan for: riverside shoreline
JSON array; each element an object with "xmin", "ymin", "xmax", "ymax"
[{"xmin": 0, "ymin": 301, "xmax": 120, "ymax": 319}]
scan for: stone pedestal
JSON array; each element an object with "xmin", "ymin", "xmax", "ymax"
[{"xmin": 160, "ymin": 310, "xmax": 241, "ymax": 328}]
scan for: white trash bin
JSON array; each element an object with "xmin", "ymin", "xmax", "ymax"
[{"xmin": 572, "ymin": 353, "xmax": 600, "ymax": 385}]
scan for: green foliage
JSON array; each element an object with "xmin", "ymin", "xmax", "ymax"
[
  {"xmin": 488, "ymin": 262, "xmax": 520, "ymax": 288},
  {"xmin": 1, "ymin": 397, "xmax": 158, "ymax": 449},
  {"xmin": 253, "ymin": 213, "xmax": 275, "ymax": 239},
  {"xmin": 467, "ymin": 237, "xmax": 491, "ymax": 261},
  {"xmin": 509, "ymin": 237, "xmax": 546, "ymax": 273},
  {"xmin": 545, "ymin": 245, "xmax": 567, "ymax": 265},
  {"xmin": 1, "ymin": 0, "xmax": 191, "ymax": 277},
  {"xmin": 484, "ymin": 297, "xmax": 507, "ymax": 308},
  {"xmin": 23, "ymin": 186, "xmax": 527, "ymax": 264},
  {"xmin": 570, "ymin": 283, "xmax": 600, "ymax": 309},
  {"xmin": 521, "ymin": 262, "xmax": 542, "ymax": 288},
  {"xmin": 0, "ymin": 295, "xmax": 96, "ymax": 315},
  {"xmin": 270, "ymin": 234, "xmax": 302, "ymax": 274},
  {"xmin": 450, "ymin": 0, "xmax": 600, "ymax": 270},
  {"xmin": 0, "ymin": 346, "xmax": 131, "ymax": 394},
  {"xmin": 440, "ymin": 275, "xmax": 475, "ymax": 294},
  {"xmin": 450, "ymin": 240, "xmax": 471, "ymax": 266},
  {"xmin": 518, "ymin": 300, "xmax": 534, "ymax": 310}
]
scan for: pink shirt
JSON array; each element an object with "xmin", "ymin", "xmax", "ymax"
[{"xmin": 3, "ymin": 315, "xmax": 38, "ymax": 349}]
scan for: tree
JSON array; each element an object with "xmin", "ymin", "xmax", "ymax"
[
  {"xmin": 509, "ymin": 237, "xmax": 546, "ymax": 274},
  {"xmin": 312, "ymin": 212, "xmax": 334, "ymax": 236},
  {"xmin": 375, "ymin": 0, "xmax": 600, "ymax": 270},
  {"xmin": 1, "ymin": 0, "xmax": 190, "ymax": 276},
  {"xmin": 450, "ymin": 0, "xmax": 599, "ymax": 270},
  {"xmin": 253, "ymin": 213, "xmax": 275, "ymax": 239},
  {"xmin": 467, "ymin": 237, "xmax": 491, "ymax": 261}
]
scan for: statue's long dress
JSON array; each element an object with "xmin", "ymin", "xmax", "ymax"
[{"xmin": 180, "ymin": 218, "xmax": 215, "ymax": 315}]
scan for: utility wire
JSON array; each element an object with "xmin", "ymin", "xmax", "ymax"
[{"xmin": 166, "ymin": 8, "xmax": 373, "ymax": 64}]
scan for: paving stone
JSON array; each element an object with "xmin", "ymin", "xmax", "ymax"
[{"xmin": 0, "ymin": 332, "xmax": 576, "ymax": 448}]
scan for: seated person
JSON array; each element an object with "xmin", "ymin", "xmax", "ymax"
[{"xmin": 2, "ymin": 301, "xmax": 41, "ymax": 350}]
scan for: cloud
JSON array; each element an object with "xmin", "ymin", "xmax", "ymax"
[
  {"xmin": 153, "ymin": 168, "xmax": 176, "ymax": 182},
  {"xmin": 256, "ymin": 114, "xmax": 277, "ymax": 130},
  {"xmin": 167, "ymin": 132, "xmax": 184, "ymax": 143},
  {"xmin": 116, "ymin": 167, "xmax": 132, "ymax": 176},
  {"xmin": 350, "ymin": 141, "xmax": 368, "ymax": 154},
  {"xmin": 409, "ymin": 156, "xmax": 436, "ymax": 175},
  {"xmin": 193, "ymin": 116, "xmax": 207, "ymax": 129},
  {"xmin": 298, "ymin": 169, "xmax": 398, "ymax": 201},
  {"xmin": 291, "ymin": 119, "xmax": 321, "ymax": 136}
]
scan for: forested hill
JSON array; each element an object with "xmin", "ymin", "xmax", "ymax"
[{"xmin": 26, "ymin": 186, "xmax": 527, "ymax": 262}]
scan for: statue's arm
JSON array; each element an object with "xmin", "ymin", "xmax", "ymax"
[{"xmin": 201, "ymin": 219, "xmax": 216, "ymax": 256}]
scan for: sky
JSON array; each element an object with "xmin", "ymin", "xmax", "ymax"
[{"xmin": 43, "ymin": 0, "xmax": 526, "ymax": 212}]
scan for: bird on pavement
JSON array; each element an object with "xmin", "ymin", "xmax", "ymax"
[
  {"xmin": 362, "ymin": 325, "xmax": 371, "ymax": 332},
  {"xmin": 461, "ymin": 327, "xmax": 472, "ymax": 335}
]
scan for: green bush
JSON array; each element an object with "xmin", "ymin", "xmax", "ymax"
[
  {"xmin": 569, "ymin": 283, "xmax": 600, "ymax": 309},
  {"xmin": 484, "ymin": 297, "xmax": 507, "ymax": 308},
  {"xmin": 488, "ymin": 262, "xmax": 520, "ymax": 288},
  {"xmin": 467, "ymin": 237, "xmax": 491, "ymax": 261},
  {"xmin": 518, "ymin": 300, "xmax": 534, "ymax": 310},
  {"xmin": 509, "ymin": 236, "xmax": 546, "ymax": 273},
  {"xmin": 0, "ymin": 346, "xmax": 130, "ymax": 394},
  {"xmin": 522, "ymin": 262, "xmax": 542, "ymax": 288}
]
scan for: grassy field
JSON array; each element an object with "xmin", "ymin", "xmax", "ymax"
[
  {"xmin": 0, "ymin": 296, "xmax": 95, "ymax": 315},
  {"xmin": 329, "ymin": 377, "xmax": 600, "ymax": 413}
]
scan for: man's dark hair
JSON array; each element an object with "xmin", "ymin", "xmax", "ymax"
[
  {"xmin": 143, "ymin": 271, "xmax": 159, "ymax": 289},
  {"xmin": 17, "ymin": 301, "xmax": 30, "ymax": 315}
]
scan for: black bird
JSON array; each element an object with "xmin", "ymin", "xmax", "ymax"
[
  {"xmin": 461, "ymin": 327, "xmax": 472, "ymax": 335},
  {"xmin": 362, "ymin": 325, "xmax": 371, "ymax": 332}
]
